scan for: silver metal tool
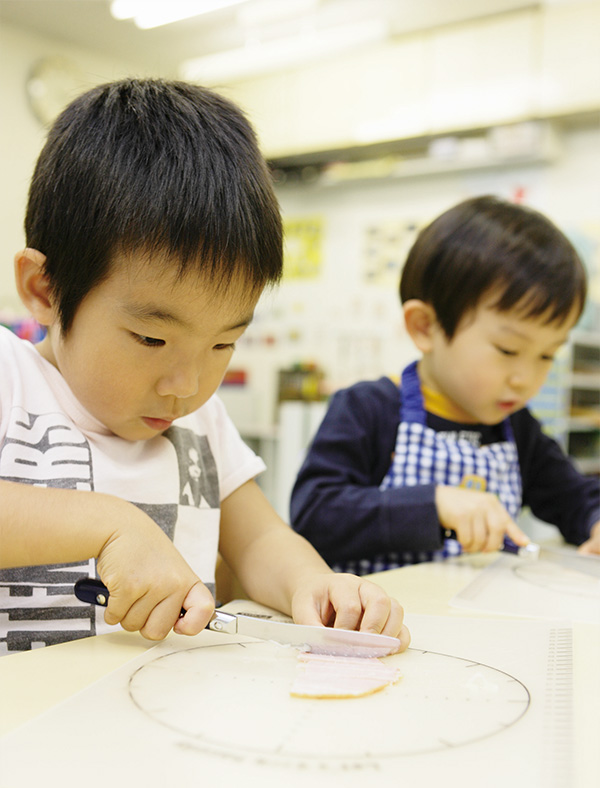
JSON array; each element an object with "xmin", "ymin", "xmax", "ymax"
[
  {"xmin": 74, "ymin": 577, "xmax": 401, "ymax": 657},
  {"xmin": 505, "ymin": 541, "xmax": 600, "ymax": 578}
]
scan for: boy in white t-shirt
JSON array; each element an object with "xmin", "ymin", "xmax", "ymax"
[{"xmin": 0, "ymin": 78, "xmax": 409, "ymax": 655}]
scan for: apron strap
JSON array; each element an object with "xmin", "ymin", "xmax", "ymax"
[
  {"xmin": 401, "ymin": 360, "xmax": 515, "ymax": 442},
  {"xmin": 400, "ymin": 361, "xmax": 426, "ymax": 425}
]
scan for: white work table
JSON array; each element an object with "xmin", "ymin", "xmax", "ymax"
[{"xmin": 1, "ymin": 554, "xmax": 598, "ymax": 788}]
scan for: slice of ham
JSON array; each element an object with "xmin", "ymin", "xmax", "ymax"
[{"xmin": 290, "ymin": 652, "xmax": 401, "ymax": 699}]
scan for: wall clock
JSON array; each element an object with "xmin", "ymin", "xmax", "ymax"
[{"xmin": 26, "ymin": 55, "xmax": 86, "ymax": 126}]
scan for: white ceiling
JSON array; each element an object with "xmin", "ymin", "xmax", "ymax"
[{"xmin": 0, "ymin": 0, "xmax": 547, "ymax": 77}]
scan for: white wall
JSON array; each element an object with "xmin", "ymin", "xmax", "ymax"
[
  {"xmin": 220, "ymin": 121, "xmax": 599, "ymax": 433},
  {"xmin": 0, "ymin": 21, "xmax": 157, "ymax": 314},
  {"xmin": 224, "ymin": 2, "xmax": 600, "ymax": 159},
  {"xmin": 2, "ymin": 18, "xmax": 598, "ymax": 424}
]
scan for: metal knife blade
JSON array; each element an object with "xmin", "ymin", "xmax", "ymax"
[
  {"xmin": 503, "ymin": 541, "xmax": 600, "ymax": 578},
  {"xmin": 209, "ymin": 610, "xmax": 400, "ymax": 657},
  {"xmin": 74, "ymin": 578, "xmax": 401, "ymax": 657},
  {"xmin": 533, "ymin": 545, "xmax": 600, "ymax": 579}
]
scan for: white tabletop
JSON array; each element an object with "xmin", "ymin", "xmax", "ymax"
[{"xmin": 1, "ymin": 554, "xmax": 598, "ymax": 787}]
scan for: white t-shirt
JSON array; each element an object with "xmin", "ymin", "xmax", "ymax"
[{"xmin": 0, "ymin": 326, "xmax": 265, "ymax": 655}]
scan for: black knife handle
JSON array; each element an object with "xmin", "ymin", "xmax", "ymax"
[
  {"xmin": 74, "ymin": 577, "xmax": 185, "ymax": 617},
  {"xmin": 443, "ymin": 530, "xmax": 524, "ymax": 555},
  {"xmin": 74, "ymin": 577, "xmax": 110, "ymax": 606}
]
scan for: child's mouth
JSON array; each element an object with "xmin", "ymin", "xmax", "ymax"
[{"xmin": 142, "ymin": 417, "xmax": 174, "ymax": 431}]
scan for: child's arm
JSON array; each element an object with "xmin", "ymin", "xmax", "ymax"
[
  {"xmin": 515, "ymin": 409, "xmax": 600, "ymax": 547},
  {"xmin": 217, "ymin": 478, "xmax": 409, "ymax": 649},
  {"xmin": 0, "ymin": 480, "xmax": 215, "ymax": 640},
  {"xmin": 291, "ymin": 381, "xmax": 444, "ymax": 561}
]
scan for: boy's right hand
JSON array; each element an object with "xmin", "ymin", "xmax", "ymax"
[
  {"xmin": 435, "ymin": 485, "xmax": 529, "ymax": 553},
  {"xmin": 96, "ymin": 502, "xmax": 215, "ymax": 641}
]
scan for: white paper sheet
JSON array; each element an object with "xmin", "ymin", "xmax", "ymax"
[
  {"xmin": 0, "ymin": 611, "xmax": 575, "ymax": 788},
  {"xmin": 451, "ymin": 554, "xmax": 600, "ymax": 624}
]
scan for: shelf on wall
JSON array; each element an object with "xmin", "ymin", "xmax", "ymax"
[
  {"xmin": 269, "ymin": 119, "xmax": 564, "ymax": 187},
  {"xmin": 568, "ymin": 373, "xmax": 600, "ymax": 391},
  {"xmin": 573, "ymin": 457, "xmax": 600, "ymax": 476},
  {"xmin": 565, "ymin": 333, "xmax": 600, "ymax": 476},
  {"xmin": 567, "ymin": 415, "xmax": 600, "ymax": 432}
]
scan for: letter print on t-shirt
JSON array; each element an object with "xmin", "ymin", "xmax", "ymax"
[
  {"xmin": 0, "ymin": 408, "xmax": 96, "ymax": 653},
  {"xmin": 0, "ymin": 417, "xmax": 221, "ymax": 653}
]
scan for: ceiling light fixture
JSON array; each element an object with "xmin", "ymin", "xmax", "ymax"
[
  {"xmin": 110, "ymin": 0, "xmax": 249, "ymax": 30},
  {"xmin": 236, "ymin": 0, "xmax": 320, "ymax": 28},
  {"xmin": 181, "ymin": 18, "xmax": 387, "ymax": 85}
]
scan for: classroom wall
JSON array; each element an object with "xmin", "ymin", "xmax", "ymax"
[
  {"xmin": 1, "ymin": 16, "xmax": 599, "ymax": 430},
  {"xmin": 0, "ymin": 21, "xmax": 160, "ymax": 315},
  {"xmin": 223, "ymin": 2, "xmax": 600, "ymax": 159},
  {"xmin": 1, "ymin": 12, "xmax": 598, "ymax": 524},
  {"xmin": 220, "ymin": 121, "xmax": 600, "ymax": 433}
]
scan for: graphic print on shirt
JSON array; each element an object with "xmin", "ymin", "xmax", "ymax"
[
  {"xmin": 0, "ymin": 408, "xmax": 96, "ymax": 654},
  {"xmin": 0, "ymin": 417, "xmax": 221, "ymax": 654},
  {"xmin": 165, "ymin": 426, "xmax": 219, "ymax": 509},
  {"xmin": 161, "ymin": 427, "xmax": 219, "ymax": 600}
]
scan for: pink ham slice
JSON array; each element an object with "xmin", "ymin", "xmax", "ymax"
[{"xmin": 290, "ymin": 652, "xmax": 401, "ymax": 699}]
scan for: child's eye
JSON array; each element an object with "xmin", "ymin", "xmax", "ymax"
[
  {"xmin": 541, "ymin": 354, "xmax": 555, "ymax": 362},
  {"xmin": 132, "ymin": 333, "xmax": 165, "ymax": 348},
  {"xmin": 495, "ymin": 346, "xmax": 517, "ymax": 356},
  {"xmin": 214, "ymin": 343, "xmax": 236, "ymax": 351}
]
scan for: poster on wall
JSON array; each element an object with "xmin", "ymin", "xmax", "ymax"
[
  {"xmin": 283, "ymin": 216, "xmax": 324, "ymax": 280},
  {"xmin": 362, "ymin": 219, "xmax": 421, "ymax": 287}
]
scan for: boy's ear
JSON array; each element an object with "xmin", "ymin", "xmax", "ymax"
[
  {"xmin": 14, "ymin": 248, "xmax": 56, "ymax": 327},
  {"xmin": 403, "ymin": 299, "xmax": 438, "ymax": 353}
]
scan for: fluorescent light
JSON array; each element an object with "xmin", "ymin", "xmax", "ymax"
[
  {"xmin": 236, "ymin": 0, "xmax": 320, "ymax": 28},
  {"xmin": 181, "ymin": 18, "xmax": 387, "ymax": 84},
  {"xmin": 110, "ymin": 0, "xmax": 248, "ymax": 29}
]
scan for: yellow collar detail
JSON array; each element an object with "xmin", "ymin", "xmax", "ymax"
[{"xmin": 421, "ymin": 383, "xmax": 471, "ymax": 422}]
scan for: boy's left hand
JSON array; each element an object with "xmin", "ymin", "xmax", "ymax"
[
  {"xmin": 290, "ymin": 573, "xmax": 410, "ymax": 652},
  {"xmin": 577, "ymin": 520, "xmax": 600, "ymax": 555}
]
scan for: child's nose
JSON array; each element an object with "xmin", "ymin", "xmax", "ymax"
[
  {"xmin": 155, "ymin": 366, "xmax": 200, "ymax": 398},
  {"xmin": 508, "ymin": 364, "xmax": 536, "ymax": 392}
]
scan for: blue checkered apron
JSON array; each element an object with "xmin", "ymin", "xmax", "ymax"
[{"xmin": 333, "ymin": 361, "xmax": 522, "ymax": 575}]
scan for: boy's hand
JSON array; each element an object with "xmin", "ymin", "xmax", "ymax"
[
  {"xmin": 290, "ymin": 573, "xmax": 410, "ymax": 652},
  {"xmin": 578, "ymin": 520, "xmax": 600, "ymax": 555},
  {"xmin": 96, "ymin": 502, "xmax": 214, "ymax": 641},
  {"xmin": 173, "ymin": 582, "xmax": 217, "ymax": 636},
  {"xmin": 435, "ymin": 485, "xmax": 529, "ymax": 553}
]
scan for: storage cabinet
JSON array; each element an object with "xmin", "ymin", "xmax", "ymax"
[
  {"xmin": 564, "ymin": 332, "xmax": 600, "ymax": 476},
  {"xmin": 529, "ymin": 331, "xmax": 600, "ymax": 476}
]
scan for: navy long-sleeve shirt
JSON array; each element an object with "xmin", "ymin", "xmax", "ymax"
[{"xmin": 290, "ymin": 377, "xmax": 600, "ymax": 566}]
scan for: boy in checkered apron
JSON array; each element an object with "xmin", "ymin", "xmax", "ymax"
[{"xmin": 291, "ymin": 196, "xmax": 600, "ymax": 574}]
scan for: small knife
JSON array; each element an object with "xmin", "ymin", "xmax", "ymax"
[
  {"xmin": 444, "ymin": 530, "xmax": 600, "ymax": 580},
  {"xmin": 74, "ymin": 578, "xmax": 401, "ymax": 657},
  {"xmin": 503, "ymin": 541, "xmax": 600, "ymax": 579}
]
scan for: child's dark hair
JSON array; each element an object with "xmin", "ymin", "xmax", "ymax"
[
  {"xmin": 25, "ymin": 78, "xmax": 283, "ymax": 334},
  {"xmin": 400, "ymin": 195, "xmax": 586, "ymax": 338}
]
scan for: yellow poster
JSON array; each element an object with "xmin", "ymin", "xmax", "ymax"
[{"xmin": 282, "ymin": 216, "xmax": 323, "ymax": 280}]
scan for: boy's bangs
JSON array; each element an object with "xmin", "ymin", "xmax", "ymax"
[
  {"xmin": 117, "ymin": 241, "xmax": 269, "ymax": 304},
  {"xmin": 493, "ymin": 278, "xmax": 585, "ymax": 325}
]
